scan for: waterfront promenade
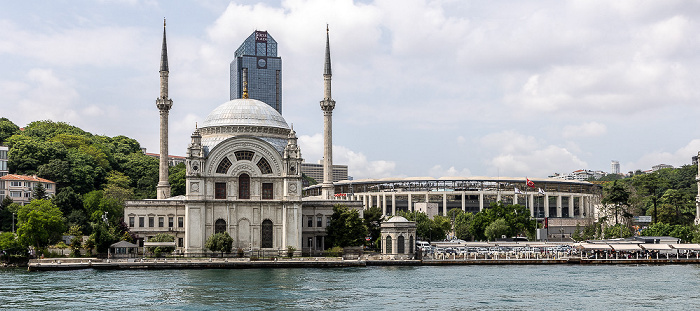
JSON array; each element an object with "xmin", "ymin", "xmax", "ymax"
[{"xmin": 26, "ymin": 254, "xmax": 700, "ymax": 271}]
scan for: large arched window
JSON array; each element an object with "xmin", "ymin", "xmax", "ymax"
[
  {"xmin": 239, "ymin": 173, "xmax": 250, "ymax": 199},
  {"xmin": 385, "ymin": 236, "xmax": 393, "ymax": 254},
  {"xmin": 216, "ymin": 157, "xmax": 232, "ymax": 174},
  {"xmin": 261, "ymin": 219, "xmax": 273, "ymax": 248},
  {"xmin": 257, "ymin": 157, "xmax": 272, "ymax": 175},
  {"xmin": 215, "ymin": 219, "xmax": 226, "ymax": 234},
  {"xmin": 397, "ymin": 235, "xmax": 405, "ymax": 254}
]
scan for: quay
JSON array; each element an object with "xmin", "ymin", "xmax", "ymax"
[{"xmin": 27, "ymin": 256, "xmax": 700, "ymax": 271}]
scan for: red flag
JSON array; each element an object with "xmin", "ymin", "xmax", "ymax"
[{"xmin": 526, "ymin": 178, "xmax": 534, "ymax": 188}]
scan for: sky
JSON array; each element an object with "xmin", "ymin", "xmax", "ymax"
[{"xmin": 2, "ymin": 0, "xmax": 700, "ymax": 180}]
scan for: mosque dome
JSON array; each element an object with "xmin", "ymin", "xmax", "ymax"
[
  {"xmin": 386, "ymin": 216, "xmax": 410, "ymax": 223},
  {"xmin": 202, "ymin": 98, "xmax": 289, "ymax": 129},
  {"xmin": 199, "ymin": 98, "xmax": 290, "ymax": 156}
]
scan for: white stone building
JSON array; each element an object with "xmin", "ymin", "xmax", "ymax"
[{"xmin": 0, "ymin": 174, "xmax": 56, "ymax": 205}]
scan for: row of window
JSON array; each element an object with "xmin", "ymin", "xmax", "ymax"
[
  {"xmin": 129, "ymin": 215, "xmax": 184, "ymax": 229},
  {"xmin": 306, "ymin": 215, "xmax": 332, "ymax": 228},
  {"xmin": 5, "ymin": 181, "xmax": 52, "ymax": 189},
  {"xmin": 214, "ymin": 174, "xmax": 274, "ymax": 200}
]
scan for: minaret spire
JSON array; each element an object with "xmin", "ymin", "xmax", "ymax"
[
  {"xmin": 156, "ymin": 18, "xmax": 173, "ymax": 199},
  {"xmin": 320, "ymin": 25, "xmax": 336, "ymax": 200}
]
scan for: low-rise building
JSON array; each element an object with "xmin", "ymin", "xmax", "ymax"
[
  {"xmin": 0, "ymin": 174, "xmax": 56, "ymax": 205},
  {"xmin": 301, "ymin": 162, "xmax": 349, "ymax": 183},
  {"xmin": 0, "ymin": 145, "xmax": 8, "ymax": 177}
]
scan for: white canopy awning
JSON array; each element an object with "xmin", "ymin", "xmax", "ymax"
[
  {"xmin": 670, "ymin": 244, "xmax": 700, "ymax": 250},
  {"xmin": 640, "ymin": 244, "xmax": 673, "ymax": 250},
  {"xmin": 609, "ymin": 244, "xmax": 642, "ymax": 251},
  {"xmin": 576, "ymin": 243, "xmax": 612, "ymax": 250}
]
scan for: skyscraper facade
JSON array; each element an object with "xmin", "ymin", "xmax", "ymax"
[{"xmin": 230, "ymin": 31, "xmax": 282, "ymax": 114}]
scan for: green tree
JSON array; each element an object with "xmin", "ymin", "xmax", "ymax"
[
  {"xmin": 603, "ymin": 223, "xmax": 632, "ymax": 239},
  {"xmin": 205, "ymin": 232, "xmax": 234, "ymax": 256},
  {"xmin": 632, "ymin": 173, "xmax": 665, "ymax": 224},
  {"xmin": 148, "ymin": 233, "xmax": 175, "ymax": 257},
  {"xmin": 326, "ymin": 205, "xmax": 367, "ymax": 248},
  {"xmin": 0, "ymin": 196, "xmax": 16, "ymax": 232},
  {"xmin": 0, "ymin": 232, "xmax": 25, "ymax": 259},
  {"xmin": 362, "ymin": 206, "xmax": 384, "ymax": 248},
  {"xmin": 16, "ymin": 199, "xmax": 66, "ymax": 250},
  {"xmin": 32, "ymin": 183, "xmax": 47, "ymax": 201},
  {"xmin": 169, "ymin": 162, "xmax": 186, "ymax": 196},
  {"xmin": 485, "ymin": 218, "xmax": 509, "ymax": 241},
  {"xmin": 0, "ymin": 117, "xmax": 20, "ymax": 144},
  {"xmin": 397, "ymin": 211, "xmax": 451, "ymax": 242},
  {"xmin": 103, "ymin": 171, "xmax": 134, "ymax": 204},
  {"xmin": 454, "ymin": 212, "xmax": 474, "ymax": 241},
  {"xmin": 602, "ymin": 180, "xmax": 630, "ymax": 225}
]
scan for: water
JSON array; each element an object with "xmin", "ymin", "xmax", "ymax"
[{"xmin": 2, "ymin": 265, "xmax": 700, "ymax": 310}]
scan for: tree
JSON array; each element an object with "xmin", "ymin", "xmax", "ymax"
[
  {"xmin": 16, "ymin": 199, "xmax": 66, "ymax": 250},
  {"xmin": 0, "ymin": 232, "xmax": 25, "ymax": 260},
  {"xmin": 0, "ymin": 117, "xmax": 20, "ymax": 145},
  {"xmin": 454, "ymin": 212, "xmax": 474, "ymax": 241},
  {"xmin": 32, "ymin": 183, "xmax": 47, "ymax": 201},
  {"xmin": 603, "ymin": 223, "xmax": 632, "ymax": 239},
  {"xmin": 602, "ymin": 180, "xmax": 630, "ymax": 225},
  {"xmin": 148, "ymin": 233, "xmax": 175, "ymax": 257},
  {"xmin": 103, "ymin": 171, "xmax": 134, "ymax": 204},
  {"xmin": 485, "ymin": 218, "xmax": 509, "ymax": 241},
  {"xmin": 205, "ymin": 232, "xmax": 234, "ymax": 256},
  {"xmin": 0, "ymin": 196, "xmax": 16, "ymax": 232},
  {"xmin": 169, "ymin": 162, "xmax": 186, "ymax": 197},
  {"xmin": 633, "ymin": 173, "xmax": 665, "ymax": 224},
  {"xmin": 326, "ymin": 205, "xmax": 367, "ymax": 248},
  {"xmin": 398, "ymin": 211, "xmax": 451, "ymax": 242},
  {"xmin": 363, "ymin": 206, "xmax": 384, "ymax": 248}
]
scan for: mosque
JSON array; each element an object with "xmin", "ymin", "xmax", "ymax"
[{"xmin": 124, "ymin": 22, "xmax": 361, "ymax": 256}]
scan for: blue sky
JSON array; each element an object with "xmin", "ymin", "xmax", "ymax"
[{"xmin": 2, "ymin": 0, "xmax": 700, "ymax": 179}]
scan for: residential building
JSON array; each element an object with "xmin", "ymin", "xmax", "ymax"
[
  {"xmin": 0, "ymin": 174, "xmax": 56, "ymax": 205},
  {"xmin": 0, "ymin": 145, "xmax": 8, "ymax": 177},
  {"xmin": 230, "ymin": 30, "xmax": 283, "ymax": 114},
  {"xmin": 652, "ymin": 164, "xmax": 673, "ymax": 172},
  {"xmin": 611, "ymin": 161, "xmax": 620, "ymax": 175},
  {"xmin": 142, "ymin": 148, "xmax": 186, "ymax": 166}
]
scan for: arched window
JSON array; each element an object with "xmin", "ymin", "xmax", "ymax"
[
  {"xmin": 257, "ymin": 157, "xmax": 272, "ymax": 175},
  {"xmin": 235, "ymin": 150, "xmax": 254, "ymax": 161},
  {"xmin": 385, "ymin": 236, "xmax": 393, "ymax": 254},
  {"xmin": 397, "ymin": 236, "xmax": 405, "ymax": 254},
  {"xmin": 215, "ymin": 219, "xmax": 226, "ymax": 234},
  {"xmin": 239, "ymin": 173, "xmax": 250, "ymax": 199},
  {"xmin": 216, "ymin": 157, "xmax": 232, "ymax": 174},
  {"xmin": 261, "ymin": 219, "xmax": 273, "ymax": 248},
  {"xmin": 409, "ymin": 236, "xmax": 414, "ymax": 254}
]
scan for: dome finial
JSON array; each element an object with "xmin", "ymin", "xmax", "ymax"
[{"xmin": 242, "ymin": 81, "xmax": 249, "ymax": 99}]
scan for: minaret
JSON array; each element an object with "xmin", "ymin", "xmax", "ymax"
[
  {"xmin": 320, "ymin": 25, "xmax": 336, "ymax": 200},
  {"xmin": 156, "ymin": 19, "xmax": 172, "ymax": 199},
  {"xmin": 696, "ymin": 151, "xmax": 700, "ymax": 224}
]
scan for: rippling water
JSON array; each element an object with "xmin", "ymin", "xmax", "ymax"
[{"xmin": 2, "ymin": 265, "xmax": 700, "ymax": 310}]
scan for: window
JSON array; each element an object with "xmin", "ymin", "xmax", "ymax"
[
  {"xmin": 10, "ymin": 191, "xmax": 21, "ymax": 198},
  {"xmin": 238, "ymin": 174, "xmax": 250, "ymax": 199},
  {"xmin": 158, "ymin": 217, "xmax": 164, "ymax": 227},
  {"xmin": 45, "ymin": 183, "xmax": 52, "ymax": 190},
  {"xmin": 316, "ymin": 216, "xmax": 322, "ymax": 228},
  {"xmin": 168, "ymin": 217, "xmax": 174, "ymax": 228},
  {"xmin": 235, "ymin": 150, "xmax": 254, "ymax": 161},
  {"xmin": 178, "ymin": 238, "xmax": 184, "ymax": 248},
  {"xmin": 385, "ymin": 236, "xmax": 393, "ymax": 254},
  {"xmin": 178, "ymin": 217, "xmax": 184, "ymax": 228},
  {"xmin": 10, "ymin": 181, "xmax": 21, "ymax": 187},
  {"xmin": 307, "ymin": 216, "xmax": 313, "ymax": 227},
  {"xmin": 397, "ymin": 236, "xmax": 405, "ymax": 254},
  {"xmin": 24, "ymin": 192, "xmax": 30, "ymax": 198},
  {"xmin": 215, "ymin": 219, "xmax": 226, "ymax": 234},
  {"xmin": 257, "ymin": 157, "xmax": 272, "ymax": 174},
  {"xmin": 215, "ymin": 182, "xmax": 226, "ymax": 199},
  {"xmin": 216, "ymin": 157, "xmax": 232, "ymax": 174},
  {"xmin": 139, "ymin": 217, "xmax": 145, "ymax": 227},
  {"xmin": 316, "ymin": 236, "xmax": 323, "ymax": 250},
  {"xmin": 262, "ymin": 183, "xmax": 273, "ymax": 199},
  {"xmin": 326, "ymin": 216, "xmax": 331, "ymax": 227},
  {"xmin": 409, "ymin": 236, "xmax": 414, "ymax": 254},
  {"xmin": 149, "ymin": 217, "xmax": 154, "ymax": 227},
  {"xmin": 129, "ymin": 217, "xmax": 135, "ymax": 227},
  {"xmin": 261, "ymin": 220, "xmax": 273, "ymax": 248}
]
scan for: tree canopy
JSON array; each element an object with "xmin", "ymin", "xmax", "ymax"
[{"xmin": 325, "ymin": 205, "xmax": 367, "ymax": 248}]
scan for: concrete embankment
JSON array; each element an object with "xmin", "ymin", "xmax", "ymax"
[{"xmin": 27, "ymin": 257, "xmax": 700, "ymax": 271}]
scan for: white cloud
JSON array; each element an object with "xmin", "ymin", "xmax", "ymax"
[
  {"xmin": 626, "ymin": 139, "xmax": 700, "ymax": 172},
  {"xmin": 298, "ymin": 133, "xmax": 396, "ymax": 179},
  {"xmin": 479, "ymin": 130, "xmax": 587, "ymax": 177},
  {"xmin": 428, "ymin": 165, "xmax": 471, "ymax": 178},
  {"xmin": 562, "ymin": 122, "xmax": 607, "ymax": 138}
]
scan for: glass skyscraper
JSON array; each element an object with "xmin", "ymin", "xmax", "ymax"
[{"xmin": 230, "ymin": 31, "xmax": 282, "ymax": 114}]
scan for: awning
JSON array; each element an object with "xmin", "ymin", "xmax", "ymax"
[
  {"xmin": 640, "ymin": 244, "xmax": 673, "ymax": 250},
  {"xmin": 670, "ymin": 244, "xmax": 700, "ymax": 250},
  {"xmin": 576, "ymin": 243, "xmax": 612, "ymax": 250},
  {"xmin": 609, "ymin": 244, "xmax": 642, "ymax": 251},
  {"xmin": 144, "ymin": 241, "xmax": 177, "ymax": 247}
]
